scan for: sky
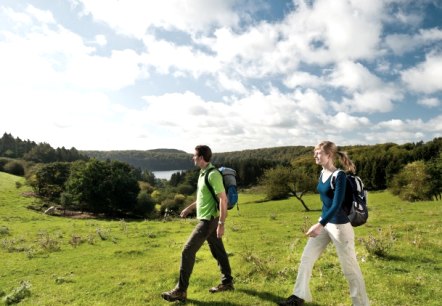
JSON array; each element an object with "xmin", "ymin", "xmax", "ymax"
[{"xmin": 1, "ymin": 0, "xmax": 441, "ymax": 153}]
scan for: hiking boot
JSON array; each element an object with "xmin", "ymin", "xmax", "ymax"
[
  {"xmin": 209, "ymin": 283, "xmax": 234, "ymax": 293},
  {"xmin": 277, "ymin": 294, "xmax": 305, "ymax": 306},
  {"xmin": 161, "ymin": 288, "xmax": 187, "ymax": 302}
]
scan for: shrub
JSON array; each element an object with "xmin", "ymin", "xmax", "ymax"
[
  {"xmin": 160, "ymin": 198, "xmax": 180, "ymax": 215},
  {"xmin": 389, "ymin": 161, "xmax": 432, "ymax": 201},
  {"xmin": 138, "ymin": 181, "xmax": 154, "ymax": 193},
  {"xmin": 360, "ymin": 227, "xmax": 395, "ymax": 257},
  {"xmin": 177, "ymin": 184, "xmax": 194, "ymax": 195},
  {"xmin": 3, "ymin": 160, "xmax": 25, "ymax": 176},
  {"xmin": 0, "ymin": 226, "xmax": 10, "ymax": 236},
  {"xmin": 3, "ymin": 281, "xmax": 31, "ymax": 305},
  {"xmin": 135, "ymin": 190, "xmax": 156, "ymax": 216}
]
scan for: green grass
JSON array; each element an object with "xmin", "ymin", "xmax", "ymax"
[{"xmin": 1, "ymin": 171, "xmax": 441, "ymax": 305}]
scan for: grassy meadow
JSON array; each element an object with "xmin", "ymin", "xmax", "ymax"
[{"xmin": 0, "ymin": 171, "xmax": 441, "ymax": 305}]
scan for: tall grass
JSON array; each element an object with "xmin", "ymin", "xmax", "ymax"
[{"xmin": 0, "ymin": 172, "xmax": 441, "ymax": 305}]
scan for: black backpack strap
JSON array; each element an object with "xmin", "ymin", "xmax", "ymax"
[{"xmin": 204, "ymin": 168, "xmax": 219, "ymax": 206}]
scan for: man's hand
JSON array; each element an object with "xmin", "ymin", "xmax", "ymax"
[
  {"xmin": 216, "ymin": 224, "xmax": 225, "ymax": 238},
  {"xmin": 180, "ymin": 202, "xmax": 196, "ymax": 218}
]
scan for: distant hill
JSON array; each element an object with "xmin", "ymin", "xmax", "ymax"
[
  {"xmin": 82, "ymin": 149, "xmax": 194, "ymax": 171},
  {"xmin": 81, "ymin": 146, "xmax": 313, "ymax": 172}
]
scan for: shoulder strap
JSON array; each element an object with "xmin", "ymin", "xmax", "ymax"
[
  {"xmin": 204, "ymin": 168, "xmax": 219, "ymax": 204},
  {"xmin": 330, "ymin": 169, "xmax": 344, "ymax": 190}
]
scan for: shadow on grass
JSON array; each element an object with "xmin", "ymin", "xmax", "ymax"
[
  {"xmin": 238, "ymin": 288, "xmax": 280, "ymax": 303},
  {"xmin": 238, "ymin": 289, "xmax": 321, "ymax": 306},
  {"xmin": 375, "ymin": 253, "xmax": 438, "ymax": 267},
  {"xmin": 185, "ymin": 299, "xmax": 240, "ymax": 306}
]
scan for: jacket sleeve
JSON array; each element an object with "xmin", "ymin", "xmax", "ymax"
[{"xmin": 319, "ymin": 171, "xmax": 347, "ymax": 226}]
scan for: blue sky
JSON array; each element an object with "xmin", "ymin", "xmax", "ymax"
[{"xmin": 0, "ymin": 0, "xmax": 441, "ymax": 153}]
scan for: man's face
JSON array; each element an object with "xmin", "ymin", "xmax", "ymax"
[{"xmin": 192, "ymin": 150, "xmax": 203, "ymax": 167}]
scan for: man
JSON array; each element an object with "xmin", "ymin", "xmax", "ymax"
[{"xmin": 161, "ymin": 145, "xmax": 234, "ymax": 303}]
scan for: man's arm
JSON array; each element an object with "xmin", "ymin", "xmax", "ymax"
[
  {"xmin": 180, "ymin": 202, "xmax": 196, "ymax": 218},
  {"xmin": 216, "ymin": 191, "xmax": 228, "ymax": 238}
]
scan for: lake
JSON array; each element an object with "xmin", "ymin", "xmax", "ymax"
[{"xmin": 152, "ymin": 170, "xmax": 186, "ymax": 180}]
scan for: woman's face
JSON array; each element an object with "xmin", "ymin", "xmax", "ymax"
[{"xmin": 313, "ymin": 148, "xmax": 330, "ymax": 166}]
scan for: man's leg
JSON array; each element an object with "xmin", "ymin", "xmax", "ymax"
[
  {"xmin": 207, "ymin": 218, "xmax": 233, "ymax": 288},
  {"xmin": 177, "ymin": 219, "xmax": 213, "ymax": 291}
]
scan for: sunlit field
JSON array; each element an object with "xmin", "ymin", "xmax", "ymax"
[{"xmin": 1, "ymin": 172, "xmax": 441, "ymax": 305}]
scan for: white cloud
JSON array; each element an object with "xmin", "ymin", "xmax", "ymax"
[
  {"xmin": 284, "ymin": 71, "xmax": 322, "ymax": 89},
  {"xmin": 332, "ymin": 112, "xmax": 370, "ymax": 130},
  {"xmin": 279, "ymin": 0, "xmax": 383, "ymax": 65},
  {"xmin": 385, "ymin": 28, "xmax": 442, "ymax": 55},
  {"xmin": 327, "ymin": 61, "xmax": 402, "ymax": 114},
  {"xmin": 65, "ymin": 49, "xmax": 142, "ymax": 90},
  {"xmin": 76, "ymin": 0, "xmax": 240, "ymax": 38},
  {"xmin": 418, "ymin": 97, "xmax": 440, "ymax": 108},
  {"xmin": 401, "ymin": 53, "xmax": 442, "ymax": 93},
  {"xmin": 25, "ymin": 4, "xmax": 55, "ymax": 24},
  {"xmin": 94, "ymin": 34, "xmax": 107, "ymax": 46},
  {"xmin": 216, "ymin": 73, "xmax": 248, "ymax": 94},
  {"xmin": 0, "ymin": 1, "xmax": 440, "ymax": 153},
  {"xmin": 333, "ymin": 87, "xmax": 401, "ymax": 114},
  {"xmin": 142, "ymin": 35, "xmax": 219, "ymax": 77},
  {"xmin": 329, "ymin": 61, "xmax": 382, "ymax": 92}
]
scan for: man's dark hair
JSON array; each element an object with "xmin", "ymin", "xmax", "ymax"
[{"xmin": 195, "ymin": 145, "xmax": 212, "ymax": 162}]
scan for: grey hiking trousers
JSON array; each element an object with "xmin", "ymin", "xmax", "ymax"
[{"xmin": 177, "ymin": 217, "xmax": 233, "ymax": 291}]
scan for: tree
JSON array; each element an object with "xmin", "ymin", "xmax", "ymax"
[
  {"xmin": 426, "ymin": 152, "xmax": 442, "ymax": 200},
  {"xmin": 261, "ymin": 165, "xmax": 316, "ymax": 211},
  {"xmin": 24, "ymin": 143, "xmax": 57, "ymax": 163},
  {"xmin": 64, "ymin": 159, "xmax": 140, "ymax": 215},
  {"xmin": 31, "ymin": 162, "xmax": 71, "ymax": 201},
  {"xmin": 135, "ymin": 190, "xmax": 156, "ymax": 216},
  {"xmin": 389, "ymin": 161, "xmax": 432, "ymax": 202}
]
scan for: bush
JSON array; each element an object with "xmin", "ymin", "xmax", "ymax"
[
  {"xmin": 389, "ymin": 161, "xmax": 432, "ymax": 201},
  {"xmin": 360, "ymin": 227, "xmax": 395, "ymax": 257},
  {"xmin": 139, "ymin": 181, "xmax": 154, "ymax": 193},
  {"xmin": 159, "ymin": 194, "xmax": 185, "ymax": 214},
  {"xmin": 3, "ymin": 160, "xmax": 25, "ymax": 176},
  {"xmin": 3, "ymin": 281, "xmax": 31, "ymax": 305},
  {"xmin": 177, "ymin": 184, "xmax": 194, "ymax": 195},
  {"xmin": 134, "ymin": 190, "xmax": 156, "ymax": 216}
]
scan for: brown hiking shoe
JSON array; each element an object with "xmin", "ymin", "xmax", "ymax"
[
  {"xmin": 161, "ymin": 288, "xmax": 187, "ymax": 302},
  {"xmin": 209, "ymin": 283, "xmax": 234, "ymax": 293},
  {"xmin": 277, "ymin": 295, "xmax": 304, "ymax": 306}
]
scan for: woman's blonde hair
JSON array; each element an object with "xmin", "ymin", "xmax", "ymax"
[{"xmin": 315, "ymin": 140, "xmax": 356, "ymax": 173}]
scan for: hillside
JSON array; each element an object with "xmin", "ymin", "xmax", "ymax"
[
  {"xmin": 81, "ymin": 149, "xmax": 194, "ymax": 171},
  {"xmin": 1, "ymin": 172, "xmax": 441, "ymax": 305}
]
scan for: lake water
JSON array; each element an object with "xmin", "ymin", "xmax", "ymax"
[{"xmin": 152, "ymin": 170, "xmax": 186, "ymax": 180}]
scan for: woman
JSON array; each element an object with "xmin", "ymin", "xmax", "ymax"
[{"xmin": 278, "ymin": 141, "xmax": 369, "ymax": 306}]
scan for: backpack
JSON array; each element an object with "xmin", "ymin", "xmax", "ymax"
[
  {"xmin": 205, "ymin": 166, "xmax": 239, "ymax": 210},
  {"xmin": 330, "ymin": 170, "xmax": 368, "ymax": 227}
]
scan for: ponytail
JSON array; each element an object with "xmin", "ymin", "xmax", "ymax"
[{"xmin": 337, "ymin": 151, "xmax": 356, "ymax": 174}]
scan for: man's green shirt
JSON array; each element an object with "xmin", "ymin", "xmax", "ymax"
[{"xmin": 197, "ymin": 163, "xmax": 225, "ymax": 220}]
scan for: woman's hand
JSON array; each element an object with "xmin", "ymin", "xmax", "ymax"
[{"xmin": 306, "ymin": 223, "xmax": 324, "ymax": 238}]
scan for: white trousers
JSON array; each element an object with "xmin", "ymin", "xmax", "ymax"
[{"xmin": 293, "ymin": 222, "xmax": 370, "ymax": 306}]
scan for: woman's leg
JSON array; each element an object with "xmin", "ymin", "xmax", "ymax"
[
  {"xmin": 328, "ymin": 223, "xmax": 370, "ymax": 306},
  {"xmin": 293, "ymin": 227, "xmax": 331, "ymax": 302}
]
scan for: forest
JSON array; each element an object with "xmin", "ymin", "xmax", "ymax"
[{"xmin": 1, "ymin": 132, "xmax": 441, "ymax": 218}]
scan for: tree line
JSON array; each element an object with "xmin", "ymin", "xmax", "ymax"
[
  {"xmin": 1, "ymin": 132, "xmax": 441, "ymax": 218},
  {"xmin": 82, "ymin": 149, "xmax": 194, "ymax": 171},
  {"xmin": 0, "ymin": 132, "xmax": 87, "ymax": 163}
]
